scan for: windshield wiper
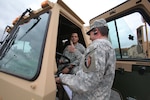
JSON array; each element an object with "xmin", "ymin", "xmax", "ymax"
[
  {"xmin": 26, "ymin": 17, "xmax": 41, "ymax": 34},
  {"xmin": 0, "ymin": 27, "xmax": 20, "ymax": 60},
  {"xmin": 19, "ymin": 17, "xmax": 41, "ymax": 41},
  {"xmin": 0, "ymin": 8, "xmax": 32, "ymax": 60}
]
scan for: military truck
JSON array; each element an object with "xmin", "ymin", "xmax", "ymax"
[{"xmin": 0, "ymin": 0, "xmax": 150, "ymax": 100}]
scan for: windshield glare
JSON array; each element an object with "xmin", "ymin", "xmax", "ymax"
[
  {"xmin": 0, "ymin": 12, "xmax": 50, "ymax": 80},
  {"xmin": 108, "ymin": 12, "xmax": 150, "ymax": 59}
]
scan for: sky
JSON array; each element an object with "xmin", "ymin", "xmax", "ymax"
[{"xmin": 0, "ymin": 0, "xmax": 126, "ymax": 32}]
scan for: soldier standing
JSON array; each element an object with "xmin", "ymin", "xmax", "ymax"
[{"xmin": 56, "ymin": 18, "xmax": 116, "ymax": 100}]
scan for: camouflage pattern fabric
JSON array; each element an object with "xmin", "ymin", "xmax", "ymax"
[
  {"xmin": 60, "ymin": 38, "xmax": 116, "ymax": 100},
  {"xmin": 60, "ymin": 43, "xmax": 85, "ymax": 74},
  {"xmin": 74, "ymin": 42, "xmax": 85, "ymax": 54}
]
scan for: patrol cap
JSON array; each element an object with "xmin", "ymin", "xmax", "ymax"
[{"xmin": 86, "ymin": 18, "xmax": 108, "ymax": 35}]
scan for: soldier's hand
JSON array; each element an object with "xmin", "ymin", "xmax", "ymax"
[
  {"xmin": 55, "ymin": 77, "xmax": 61, "ymax": 84},
  {"xmin": 67, "ymin": 45, "xmax": 75, "ymax": 53},
  {"xmin": 67, "ymin": 41, "xmax": 75, "ymax": 53},
  {"xmin": 62, "ymin": 67, "xmax": 70, "ymax": 74},
  {"xmin": 59, "ymin": 59, "xmax": 63, "ymax": 64}
]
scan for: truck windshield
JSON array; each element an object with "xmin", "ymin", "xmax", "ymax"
[{"xmin": 0, "ymin": 12, "xmax": 50, "ymax": 80}]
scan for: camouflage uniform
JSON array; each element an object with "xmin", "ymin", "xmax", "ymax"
[
  {"xmin": 60, "ymin": 38, "xmax": 116, "ymax": 100},
  {"xmin": 60, "ymin": 43, "xmax": 85, "ymax": 74},
  {"xmin": 74, "ymin": 42, "xmax": 85, "ymax": 54}
]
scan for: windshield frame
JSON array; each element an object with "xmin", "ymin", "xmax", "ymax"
[{"xmin": 0, "ymin": 11, "xmax": 51, "ymax": 81}]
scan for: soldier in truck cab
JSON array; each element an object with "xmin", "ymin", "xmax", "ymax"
[
  {"xmin": 58, "ymin": 32, "xmax": 85, "ymax": 74},
  {"xmin": 56, "ymin": 32, "xmax": 85, "ymax": 100},
  {"xmin": 56, "ymin": 18, "xmax": 116, "ymax": 100}
]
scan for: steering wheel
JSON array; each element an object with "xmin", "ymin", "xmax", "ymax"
[
  {"xmin": 56, "ymin": 52, "xmax": 70, "ymax": 64},
  {"xmin": 56, "ymin": 52, "xmax": 71, "ymax": 76}
]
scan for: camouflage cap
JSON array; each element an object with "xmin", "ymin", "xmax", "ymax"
[{"xmin": 86, "ymin": 18, "xmax": 108, "ymax": 35}]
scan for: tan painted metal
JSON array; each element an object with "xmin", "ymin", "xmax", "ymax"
[{"xmin": 90, "ymin": 0, "xmax": 150, "ymax": 24}]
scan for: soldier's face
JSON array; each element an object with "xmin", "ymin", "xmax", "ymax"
[
  {"xmin": 71, "ymin": 33, "xmax": 79, "ymax": 44},
  {"xmin": 89, "ymin": 29, "xmax": 97, "ymax": 41},
  {"xmin": 89, "ymin": 33, "xmax": 95, "ymax": 41}
]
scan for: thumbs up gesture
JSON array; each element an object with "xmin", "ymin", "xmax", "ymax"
[{"xmin": 67, "ymin": 41, "xmax": 75, "ymax": 53}]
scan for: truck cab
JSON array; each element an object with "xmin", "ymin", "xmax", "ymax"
[{"xmin": 0, "ymin": 0, "xmax": 150, "ymax": 100}]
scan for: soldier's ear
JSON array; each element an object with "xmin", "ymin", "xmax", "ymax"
[{"xmin": 94, "ymin": 31, "xmax": 98, "ymax": 35}]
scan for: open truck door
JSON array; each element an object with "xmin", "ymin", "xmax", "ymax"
[{"xmin": 89, "ymin": 0, "xmax": 150, "ymax": 100}]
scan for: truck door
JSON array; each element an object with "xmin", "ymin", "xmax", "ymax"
[{"xmin": 90, "ymin": 0, "xmax": 150, "ymax": 100}]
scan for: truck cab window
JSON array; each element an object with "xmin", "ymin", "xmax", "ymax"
[
  {"xmin": 56, "ymin": 14, "xmax": 86, "ymax": 54},
  {"xmin": 108, "ymin": 12, "xmax": 150, "ymax": 59}
]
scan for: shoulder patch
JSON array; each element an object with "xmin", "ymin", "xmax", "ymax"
[{"xmin": 83, "ymin": 48, "xmax": 97, "ymax": 72}]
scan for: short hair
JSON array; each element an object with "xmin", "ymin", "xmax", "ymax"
[
  {"xmin": 97, "ymin": 26, "xmax": 109, "ymax": 36},
  {"xmin": 71, "ymin": 32, "xmax": 78, "ymax": 36}
]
